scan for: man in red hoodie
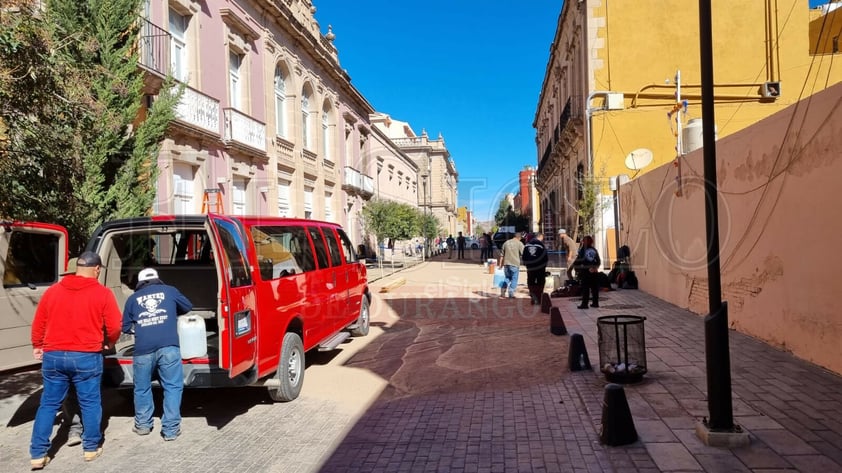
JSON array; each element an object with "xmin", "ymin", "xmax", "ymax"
[{"xmin": 29, "ymin": 251, "xmax": 122, "ymax": 469}]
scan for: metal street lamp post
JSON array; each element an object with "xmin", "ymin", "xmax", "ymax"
[{"xmin": 421, "ymin": 173, "xmax": 429, "ymax": 261}]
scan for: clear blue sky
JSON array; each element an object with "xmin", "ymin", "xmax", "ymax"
[
  {"xmin": 315, "ymin": 0, "xmax": 831, "ymax": 222},
  {"xmin": 314, "ymin": 1, "xmax": 560, "ymax": 223}
]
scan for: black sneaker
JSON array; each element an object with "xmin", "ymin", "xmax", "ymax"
[
  {"xmin": 163, "ymin": 429, "xmax": 181, "ymax": 441},
  {"xmin": 576, "ymin": 304, "xmax": 589, "ymax": 309}
]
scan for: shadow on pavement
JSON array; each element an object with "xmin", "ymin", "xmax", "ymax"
[{"xmin": 317, "ymin": 287, "xmax": 571, "ymax": 472}]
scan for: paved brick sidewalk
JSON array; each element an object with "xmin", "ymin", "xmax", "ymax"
[{"xmin": 321, "ymin": 261, "xmax": 842, "ymax": 472}]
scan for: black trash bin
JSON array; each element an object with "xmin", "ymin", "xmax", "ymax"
[{"xmin": 597, "ymin": 315, "xmax": 647, "ymax": 383}]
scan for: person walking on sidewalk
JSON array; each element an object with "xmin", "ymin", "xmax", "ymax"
[
  {"xmin": 558, "ymin": 229, "xmax": 578, "ymax": 283},
  {"xmin": 456, "ymin": 232, "xmax": 466, "ymax": 259},
  {"xmin": 29, "ymin": 251, "xmax": 122, "ymax": 469},
  {"xmin": 573, "ymin": 235, "xmax": 601, "ymax": 309},
  {"xmin": 479, "ymin": 232, "xmax": 489, "ymax": 262},
  {"xmin": 122, "ymin": 268, "xmax": 193, "ymax": 441},
  {"xmin": 446, "ymin": 235, "xmax": 455, "ymax": 259},
  {"xmin": 522, "ymin": 232, "xmax": 549, "ymax": 305},
  {"xmin": 499, "ymin": 232, "xmax": 525, "ymax": 299}
]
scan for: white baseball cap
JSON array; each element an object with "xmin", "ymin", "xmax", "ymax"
[
  {"xmin": 138, "ymin": 268, "xmax": 159, "ymax": 282},
  {"xmin": 558, "ymin": 229, "xmax": 567, "ymax": 234}
]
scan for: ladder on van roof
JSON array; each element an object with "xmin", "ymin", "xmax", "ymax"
[{"xmin": 201, "ymin": 189, "xmax": 224, "ymax": 214}]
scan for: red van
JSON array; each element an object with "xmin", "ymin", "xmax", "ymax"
[{"xmin": 92, "ymin": 214, "xmax": 370, "ymax": 402}]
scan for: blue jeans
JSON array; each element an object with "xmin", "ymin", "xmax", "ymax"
[
  {"xmin": 133, "ymin": 346, "xmax": 183, "ymax": 437},
  {"xmin": 503, "ymin": 265, "xmax": 520, "ymax": 297},
  {"xmin": 30, "ymin": 351, "xmax": 103, "ymax": 458}
]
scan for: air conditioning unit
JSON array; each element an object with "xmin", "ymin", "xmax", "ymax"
[{"xmin": 761, "ymin": 81, "xmax": 781, "ymax": 99}]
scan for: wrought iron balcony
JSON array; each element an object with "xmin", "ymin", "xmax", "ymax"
[
  {"xmin": 538, "ymin": 95, "xmax": 584, "ymax": 174},
  {"xmin": 223, "ymin": 108, "xmax": 266, "ymax": 152},
  {"xmin": 138, "ymin": 17, "xmax": 170, "ymax": 77}
]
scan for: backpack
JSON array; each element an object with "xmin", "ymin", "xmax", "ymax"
[{"xmin": 622, "ymin": 271, "xmax": 639, "ymax": 289}]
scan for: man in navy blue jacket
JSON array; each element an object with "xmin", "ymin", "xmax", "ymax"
[
  {"xmin": 522, "ymin": 233, "xmax": 549, "ymax": 305},
  {"xmin": 122, "ymin": 268, "xmax": 192, "ymax": 441}
]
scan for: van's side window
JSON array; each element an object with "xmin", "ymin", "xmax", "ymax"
[
  {"xmin": 336, "ymin": 229, "xmax": 356, "ymax": 264},
  {"xmin": 3, "ymin": 231, "xmax": 60, "ymax": 287},
  {"xmin": 323, "ymin": 228, "xmax": 342, "ymax": 267},
  {"xmin": 214, "ymin": 220, "xmax": 252, "ymax": 288},
  {"xmin": 251, "ymin": 226, "xmax": 312, "ymax": 279},
  {"xmin": 307, "ymin": 227, "xmax": 330, "ymax": 269}
]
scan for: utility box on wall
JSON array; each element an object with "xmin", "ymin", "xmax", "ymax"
[{"xmin": 607, "ymin": 92, "xmax": 625, "ymax": 110}]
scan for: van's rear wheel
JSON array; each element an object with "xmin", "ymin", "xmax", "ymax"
[
  {"xmin": 350, "ymin": 297, "xmax": 370, "ymax": 337},
  {"xmin": 268, "ymin": 332, "xmax": 304, "ymax": 402}
]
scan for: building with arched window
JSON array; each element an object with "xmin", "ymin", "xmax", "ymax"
[{"xmin": 135, "ymin": 0, "xmax": 366, "ymax": 243}]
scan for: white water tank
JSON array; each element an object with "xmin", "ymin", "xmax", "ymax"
[
  {"xmin": 178, "ymin": 314, "xmax": 207, "ymax": 359},
  {"xmin": 682, "ymin": 118, "xmax": 718, "ymax": 154}
]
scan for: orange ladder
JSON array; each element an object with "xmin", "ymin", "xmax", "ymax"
[{"xmin": 201, "ymin": 189, "xmax": 224, "ymax": 214}]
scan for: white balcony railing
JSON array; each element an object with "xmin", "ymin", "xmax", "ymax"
[
  {"xmin": 391, "ymin": 137, "xmax": 425, "ymax": 147},
  {"xmin": 361, "ymin": 174, "xmax": 374, "ymax": 194},
  {"xmin": 343, "ymin": 166, "xmax": 361, "ymax": 189},
  {"xmin": 223, "ymin": 108, "xmax": 266, "ymax": 152},
  {"xmin": 175, "ymin": 86, "xmax": 220, "ymax": 135}
]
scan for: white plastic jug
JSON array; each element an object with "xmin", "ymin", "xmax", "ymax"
[{"xmin": 178, "ymin": 315, "xmax": 207, "ymax": 359}]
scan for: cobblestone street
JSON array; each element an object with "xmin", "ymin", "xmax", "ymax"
[{"xmin": 3, "ymin": 256, "xmax": 842, "ymax": 472}]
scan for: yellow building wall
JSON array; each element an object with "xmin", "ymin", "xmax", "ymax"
[
  {"xmin": 588, "ymin": 0, "xmax": 842, "ymax": 188},
  {"xmin": 810, "ymin": 4, "xmax": 842, "ymax": 54}
]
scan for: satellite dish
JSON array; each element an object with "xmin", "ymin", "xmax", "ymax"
[{"xmin": 625, "ymin": 148, "xmax": 653, "ymax": 171}]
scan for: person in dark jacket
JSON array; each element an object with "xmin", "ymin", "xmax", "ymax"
[
  {"xmin": 574, "ymin": 235, "xmax": 602, "ymax": 309},
  {"xmin": 522, "ymin": 233, "xmax": 549, "ymax": 305},
  {"xmin": 456, "ymin": 232, "xmax": 466, "ymax": 259},
  {"xmin": 122, "ymin": 268, "xmax": 192, "ymax": 441}
]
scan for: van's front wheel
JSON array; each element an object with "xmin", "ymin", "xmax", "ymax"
[{"xmin": 268, "ymin": 332, "xmax": 304, "ymax": 402}]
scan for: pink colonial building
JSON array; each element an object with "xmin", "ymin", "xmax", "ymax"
[{"xmin": 138, "ymin": 0, "xmax": 376, "ymax": 244}]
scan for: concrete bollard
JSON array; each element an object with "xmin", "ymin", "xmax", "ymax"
[
  {"xmin": 541, "ymin": 292, "xmax": 552, "ymax": 313},
  {"xmin": 550, "ymin": 307, "xmax": 567, "ymax": 336},
  {"xmin": 599, "ymin": 383, "xmax": 638, "ymax": 446},
  {"xmin": 568, "ymin": 333, "xmax": 591, "ymax": 370}
]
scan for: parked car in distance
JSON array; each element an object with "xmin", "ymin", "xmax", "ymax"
[
  {"xmin": 492, "ymin": 231, "xmax": 515, "ymax": 250},
  {"xmin": 463, "ymin": 236, "xmax": 480, "ymax": 249}
]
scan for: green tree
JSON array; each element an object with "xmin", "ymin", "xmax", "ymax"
[
  {"xmin": 419, "ymin": 213, "xmax": 438, "ymax": 242},
  {"xmin": 0, "ymin": 0, "xmax": 180, "ymax": 251},
  {"xmin": 361, "ymin": 199, "xmax": 421, "ymax": 246},
  {"xmin": 493, "ymin": 199, "xmax": 530, "ymax": 232},
  {"xmin": 0, "ymin": 2, "xmax": 86, "ymax": 235},
  {"xmin": 576, "ymin": 169, "xmax": 609, "ymax": 237},
  {"xmin": 51, "ymin": 0, "xmax": 180, "ymax": 235},
  {"xmin": 493, "ymin": 199, "xmax": 510, "ymax": 225}
]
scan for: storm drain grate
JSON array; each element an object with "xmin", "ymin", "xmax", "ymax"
[{"xmin": 599, "ymin": 304, "xmax": 644, "ymax": 310}]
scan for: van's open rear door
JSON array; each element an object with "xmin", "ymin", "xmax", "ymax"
[
  {"xmin": 0, "ymin": 222, "xmax": 68, "ymax": 371},
  {"xmin": 207, "ymin": 215, "xmax": 256, "ymax": 378}
]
